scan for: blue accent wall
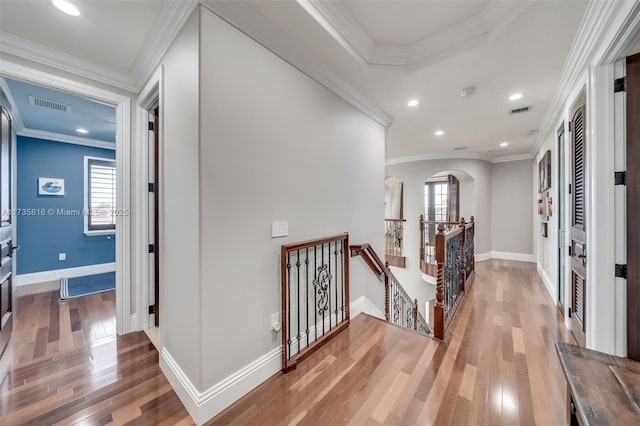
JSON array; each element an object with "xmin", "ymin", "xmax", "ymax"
[{"xmin": 17, "ymin": 136, "xmax": 116, "ymax": 274}]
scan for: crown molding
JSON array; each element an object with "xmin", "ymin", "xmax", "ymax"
[
  {"xmin": 385, "ymin": 151, "xmax": 533, "ymax": 166},
  {"xmin": 0, "ymin": 77, "xmax": 25, "ymax": 133},
  {"xmin": 301, "ymin": 0, "xmax": 532, "ymax": 71},
  {"xmin": 0, "ymin": 1, "xmax": 197, "ymax": 94},
  {"xmin": 296, "ymin": 0, "xmax": 371, "ymax": 67},
  {"xmin": 0, "ymin": 31, "xmax": 136, "ymax": 92},
  {"xmin": 531, "ymin": 0, "xmax": 624, "ymax": 156},
  {"xmin": 18, "ymin": 128, "xmax": 116, "ymax": 151},
  {"xmin": 203, "ymin": 1, "xmax": 393, "ymax": 127},
  {"xmin": 385, "ymin": 152, "xmax": 492, "ymax": 166},
  {"xmin": 129, "ymin": 0, "xmax": 199, "ymax": 91},
  {"xmin": 491, "ymin": 153, "xmax": 534, "ymax": 164}
]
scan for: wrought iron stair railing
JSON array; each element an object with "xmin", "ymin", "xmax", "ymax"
[
  {"xmin": 432, "ymin": 219, "xmax": 475, "ymax": 340},
  {"xmin": 350, "ymin": 244, "xmax": 432, "ymax": 337},
  {"xmin": 281, "ymin": 233, "xmax": 350, "ymax": 372}
]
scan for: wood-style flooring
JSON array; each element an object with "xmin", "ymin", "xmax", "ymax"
[
  {"xmin": 209, "ymin": 260, "xmax": 576, "ymax": 425},
  {"xmin": 0, "ymin": 290, "xmax": 193, "ymax": 425},
  {"xmin": 0, "ymin": 260, "xmax": 575, "ymax": 425}
]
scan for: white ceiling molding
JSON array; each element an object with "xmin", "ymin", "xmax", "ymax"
[
  {"xmin": 0, "ymin": 31, "xmax": 135, "ymax": 92},
  {"xmin": 491, "ymin": 154, "xmax": 534, "ymax": 164},
  {"xmin": 302, "ymin": 0, "xmax": 533, "ymax": 71},
  {"xmin": 19, "ymin": 128, "xmax": 116, "ymax": 151},
  {"xmin": 385, "ymin": 152, "xmax": 493, "ymax": 166},
  {"xmin": 531, "ymin": 0, "xmax": 630, "ymax": 156},
  {"xmin": 0, "ymin": 1, "xmax": 197, "ymax": 94},
  {"xmin": 203, "ymin": 1, "xmax": 393, "ymax": 127},
  {"xmin": 128, "ymin": 0, "xmax": 199, "ymax": 91},
  {"xmin": 385, "ymin": 151, "xmax": 533, "ymax": 167},
  {"xmin": 0, "ymin": 77, "xmax": 25, "ymax": 133}
]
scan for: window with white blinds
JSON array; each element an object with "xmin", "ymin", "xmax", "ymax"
[{"xmin": 85, "ymin": 157, "xmax": 116, "ymax": 233}]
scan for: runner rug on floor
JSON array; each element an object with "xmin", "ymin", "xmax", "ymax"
[{"xmin": 60, "ymin": 271, "xmax": 116, "ymax": 299}]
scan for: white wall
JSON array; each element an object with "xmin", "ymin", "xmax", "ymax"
[
  {"xmin": 198, "ymin": 5, "xmax": 385, "ymax": 390},
  {"xmin": 151, "ymin": 6, "xmax": 385, "ymax": 422},
  {"xmin": 491, "ymin": 160, "xmax": 534, "ymax": 255},
  {"xmin": 158, "ymin": 10, "xmax": 202, "ymax": 388},
  {"xmin": 386, "ymin": 158, "xmax": 492, "ymax": 256}
]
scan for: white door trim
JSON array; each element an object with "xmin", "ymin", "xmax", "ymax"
[
  {"xmin": 136, "ymin": 66, "xmax": 163, "ymax": 336},
  {"xmin": 613, "ymin": 58, "xmax": 627, "ymax": 357},
  {"xmin": 586, "ymin": 64, "xmax": 616, "ymax": 354},
  {"xmin": 0, "ymin": 60, "xmax": 133, "ymax": 335}
]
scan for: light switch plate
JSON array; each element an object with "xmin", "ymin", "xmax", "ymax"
[{"xmin": 272, "ymin": 221, "xmax": 288, "ymax": 238}]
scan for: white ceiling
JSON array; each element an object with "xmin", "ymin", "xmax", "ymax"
[
  {"xmin": 341, "ymin": 1, "xmax": 488, "ymax": 46},
  {"xmin": 0, "ymin": 0, "xmax": 590, "ymax": 162}
]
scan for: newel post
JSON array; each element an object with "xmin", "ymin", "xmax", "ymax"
[
  {"xmin": 434, "ymin": 223, "xmax": 446, "ymax": 339},
  {"xmin": 413, "ymin": 299, "xmax": 419, "ymax": 331},
  {"xmin": 384, "ymin": 261, "xmax": 390, "ymax": 321},
  {"xmin": 419, "ymin": 215, "xmax": 425, "ymax": 261},
  {"xmin": 470, "ymin": 216, "xmax": 476, "ymax": 272},
  {"xmin": 460, "ymin": 218, "xmax": 466, "ymax": 292}
]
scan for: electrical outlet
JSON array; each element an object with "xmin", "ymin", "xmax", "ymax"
[
  {"xmin": 59, "ymin": 253, "xmax": 66, "ymax": 261},
  {"xmin": 271, "ymin": 313, "xmax": 281, "ymax": 332}
]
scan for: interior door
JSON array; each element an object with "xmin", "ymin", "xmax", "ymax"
[
  {"xmin": 627, "ymin": 53, "xmax": 640, "ymax": 360},
  {"xmin": 558, "ymin": 123, "xmax": 566, "ymax": 316},
  {"xmin": 0, "ymin": 106, "xmax": 13, "ymax": 357},
  {"xmin": 570, "ymin": 89, "xmax": 587, "ymax": 347}
]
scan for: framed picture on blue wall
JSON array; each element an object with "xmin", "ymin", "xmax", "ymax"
[{"xmin": 38, "ymin": 177, "xmax": 64, "ymax": 196}]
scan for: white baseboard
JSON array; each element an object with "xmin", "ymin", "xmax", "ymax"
[
  {"xmin": 160, "ymin": 295, "xmax": 382, "ymax": 424},
  {"xmin": 421, "ymin": 272, "xmax": 436, "ymax": 285},
  {"xmin": 536, "ymin": 263, "xmax": 556, "ymax": 302},
  {"xmin": 160, "ymin": 346, "xmax": 281, "ymax": 425},
  {"xmin": 350, "ymin": 295, "xmax": 385, "ymax": 320},
  {"xmin": 476, "ymin": 252, "xmax": 491, "ymax": 262},
  {"xmin": 491, "ymin": 251, "xmax": 535, "ymax": 263},
  {"xmin": 14, "ymin": 262, "xmax": 116, "ymax": 287},
  {"xmin": 476, "ymin": 251, "xmax": 534, "ymax": 263},
  {"xmin": 130, "ymin": 314, "xmax": 137, "ymax": 332}
]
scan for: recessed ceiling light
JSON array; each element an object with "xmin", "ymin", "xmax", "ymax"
[
  {"xmin": 500, "ymin": 141, "xmax": 509, "ymax": 147},
  {"xmin": 509, "ymin": 93, "xmax": 523, "ymax": 101},
  {"xmin": 53, "ymin": 0, "xmax": 80, "ymax": 16},
  {"xmin": 76, "ymin": 128, "xmax": 89, "ymax": 134},
  {"xmin": 434, "ymin": 130, "xmax": 445, "ymax": 136},
  {"xmin": 408, "ymin": 99, "xmax": 420, "ymax": 107}
]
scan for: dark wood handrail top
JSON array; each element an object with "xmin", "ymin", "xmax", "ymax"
[
  {"xmin": 384, "ymin": 218, "xmax": 407, "ymax": 222},
  {"xmin": 282, "ymin": 233, "xmax": 348, "ymax": 252}
]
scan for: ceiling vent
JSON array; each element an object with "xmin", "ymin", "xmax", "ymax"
[
  {"xmin": 525, "ymin": 129, "xmax": 538, "ymax": 136},
  {"xmin": 28, "ymin": 96, "xmax": 70, "ymax": 113},
  {"xmin": 509, "ymin": 105, "xmax": 531, "ymax": 115},
  {"xmin": 453, "ymin": 146, "xmax": 468, "ymax": 151}
]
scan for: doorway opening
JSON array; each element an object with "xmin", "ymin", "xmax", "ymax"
[{"xmin": 0, "ymin": 60, "xmax": 132, "ymax": 341}]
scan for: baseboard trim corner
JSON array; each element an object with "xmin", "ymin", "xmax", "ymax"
[
  {"xmin": 350, "ymin": 295, "xmax": 385, "ymax": 320},
  {"xmin": 161, "ymin": 345, "xmax": 281, "ymax": 425},
  {"xmin": 159, "ymin": 295, "xmax": 384, "ymax": 424}
]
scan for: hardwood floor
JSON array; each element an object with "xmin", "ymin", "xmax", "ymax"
[
  {"xmin": 0, "ymin": 290, "xmax": 193, "ymax": 425},
  {"xmin": 0, "ymin": 260, "xmax": 574, "ymax": 425},
  {"xmin": 210, "ymin": 260, "xmax": 576, "ymax": 425}
]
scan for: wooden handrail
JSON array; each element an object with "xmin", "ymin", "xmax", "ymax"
[
  {"xmin": 351, "ymin": 244, "xmax": 432, "ymax": 337},
  {"xmin": 384, "ymin": 218, "xmax": 407, "ymax": 223}
]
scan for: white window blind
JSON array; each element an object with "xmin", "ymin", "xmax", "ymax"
[{"xmin": 87, "ymin": 158, "xmax": 116, "ymax": 231}]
